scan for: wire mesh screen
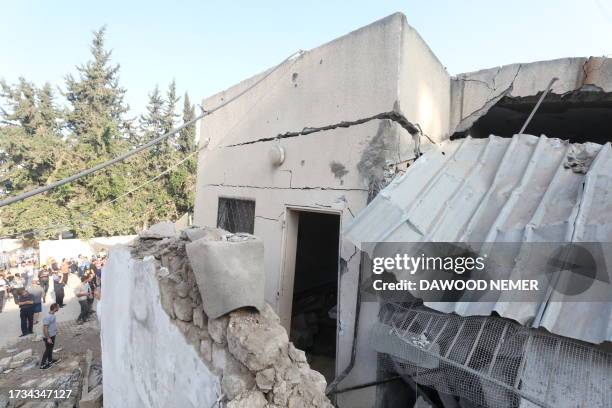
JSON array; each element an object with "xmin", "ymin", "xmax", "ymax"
[
  {"xmin": 216, "ymin": 197, "xmax": 255, "ymax": 234},
  {"xmin": 371, "ymin": 302, "xmax": 612, "ymax": 408}
]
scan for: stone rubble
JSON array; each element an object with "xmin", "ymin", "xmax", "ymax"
[{"xmin": 134, "ymin": 224, "xmax": 333, "ymax": 407}]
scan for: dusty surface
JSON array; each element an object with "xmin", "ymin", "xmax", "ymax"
[
  {"xmin": 0, "ymin": 274, "xmax": 83, "ymax": 349},
  {"xmin": 0, "ymin": 317, "xmax": 101, "ymax": 407},
  {"xmin": 0, "ymin": 273, "xmax": 102, "ymax": 407}
]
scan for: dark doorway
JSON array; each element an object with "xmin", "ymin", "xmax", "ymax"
[{"xmin": 290, "ymin": 211, "xmax": 341, "ymax": 383}]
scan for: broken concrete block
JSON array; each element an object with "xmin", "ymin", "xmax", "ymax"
[
  {"xmin": 212, "ymin": 342, "xmax": 239, "ymax": 373},
  {"xmin": 0, "ymin": 356, "xmax": 11, "ymax": 367},
  {"xmin": 208, "ymin": 315, "xmax": 229, "ymax": 344},
  {"xmin": 12, "ymin": 349, "xmax": 32, "ymax": 361},
  {"xmin": 9, "ymin": 360, "xmax": 25, "ymax": 369},
  {"xmin": 189, "ymin": 285, "xmax": 202, "ymax": 306},
  {"xmin": 186, "ymin": 235, "xmax": 265, "ymax": 319},
  {"xmin": 200, "ymin": 338, "xmax": 212, "ymax": 362},
  {"xmin": 227, "ymin": 309, "xmax": 289, "ymax": 371},
  {"xmin": 288, "ymin": 343, "xmax": 307, "ymax": 363},
  {"xmin": 283, "ymin": 365, "xmax": 302, "ymax": 384},
  {"xmin": 158, "ymin": 278, "xmax": 177, "ymax": 319},
  {"xmin": 173, "ymin": 297, "xmax": 193, "ymax": 322},
  {"xmin": 175, "ymin": 281, "xmax": 190, "ymax": 298},
  {"xmin": 193, "ymin": 305, "xmax": 207, "ymax": 329},
  {"xmin": 255, "ymin": 367, "xmax": 275, "ymax": 390},
  {"xmin": 271, "ymin": 380, "xmax": 291, "ymax": 406},
  {"xmin": 180, "ymin": 226, "xmax": 228, "ymax": 242},
  {"xmin": 139, "ymin": 221, "xmax": 177, "ymax": 239},
  {"xmin": 183, "ymin": 324, "xmax": 202, "ymax": 347},
  {"xmin": 221, "ymin": 361, "xmax": 255, "ymax": 400},
  {"xmin": 226, "ymin": 390, "xmax": 267, "ymax": 408},
  {"xmin": 79, "ymin": 384, "xmax": 103, "ymax": 408}
]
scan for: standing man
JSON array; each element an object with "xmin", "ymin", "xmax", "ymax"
[
  {"xmin": 60, "ymin": 259, "xmax": 69, "ymax": 293},
  {"xmin": 0, "ymin": 251, "xmax": 9, "ymax": 272},
  {"xmin": 52, "ymin": 273, "xmax": 65, "ymax": 308},
  {"xmin": 0, "ymin": 273, "xmax": 7, "ymax": 313},
  {"xmin": 28, "ymin": 278, "xmax": 44, "ymax": 324},
  {"xmin": 17, "ymin": 288, "xmax": 35, "ymax": 337},
  {"xmin": 75, "ymin": 275, "xmax": 91, "ymax": 324},
  {"xmin": 40, "ymin": 303, "xmax": 60, "ymax": 369},
  {"xmin": 38, "ymin": 265, "xmax": 50, "ymax": 303},
  {"xmin": 24, "ymin": 261, "xmax": 34, "ymax": 288}
]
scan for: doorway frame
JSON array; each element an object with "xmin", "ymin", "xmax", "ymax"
[{"xmin": 278, "ymin": 205, "xmax": 343, "ymax": 333}]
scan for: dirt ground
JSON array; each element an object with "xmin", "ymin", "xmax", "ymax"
[{"xmin": 0, "ymin": 292, "xmax": 102, "ymax": 407}]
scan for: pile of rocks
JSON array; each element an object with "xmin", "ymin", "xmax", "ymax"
[{"xmin": 135, "ymin": 225, "xmax": 333, "ymax": 408}]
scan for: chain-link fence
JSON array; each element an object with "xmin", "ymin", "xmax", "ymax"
[{"xmin": 371, "ymin": 302, "xmax": 612, "ymax": 408}]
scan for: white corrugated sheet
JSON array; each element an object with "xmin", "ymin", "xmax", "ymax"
[{"xmin": 344, "ymin": 134, "xmax": 612, "ymax": 344}]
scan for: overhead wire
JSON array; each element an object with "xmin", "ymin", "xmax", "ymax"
[
  {"xmin": 0, "ymin": 49, "xmax": 304, "ymax": 239},
  {"xmin": 0, "ymin": 49, "xmax": 304, "ymax": 209}
]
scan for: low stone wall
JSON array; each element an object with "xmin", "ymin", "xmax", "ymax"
[{"xmin": 101, "ymin": 227, "xmax": 332, "ymax": 407}]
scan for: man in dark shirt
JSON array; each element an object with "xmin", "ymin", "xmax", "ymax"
[
  {"xmin": 0, "ymin": 273, "xmax": 7, "ymax": 313},
  {"xmin": 52, "ymin": 273, "xmax": 65, "ymax": 308},
  {"xmin": 17, "ymin": 288, "xmax": 34, "ymax": 337}
]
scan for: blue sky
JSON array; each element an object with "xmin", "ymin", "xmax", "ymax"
[{"xmin": 2, "ymin": 1, "xmax": 611, "ymax": 118}]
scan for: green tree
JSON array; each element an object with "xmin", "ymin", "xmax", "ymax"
[
  {"xmin": 168, "ymin": 92, "xmax": 197, "ymax": 215},
  {"xmin": 178, "ymin": 92, "xmax": 196, "ymax": 154},
  {"xmin": 0, "ymin": 79, "xmax": 61, "ymax": 137},
  {"xmin": 64, "ymin": 26, "xmax": 128, "ymax": 155},
  {"xmin": 163, "ymin": 80, "xmax": 180, "ymax": 135},
  {"xmin": 0, "ymin": 26, "xmax": 197, "ymax": 240}
]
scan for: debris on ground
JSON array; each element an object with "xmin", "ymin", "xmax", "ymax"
[{"xmin": 0, "ymin": 318, "xmax": 102, "ymax": 408}]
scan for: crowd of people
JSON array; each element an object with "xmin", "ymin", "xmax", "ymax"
[{"xmin": 0, "ymin": 253, "xmax": 106, "ymax": 369}]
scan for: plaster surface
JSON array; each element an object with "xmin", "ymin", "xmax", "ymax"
[{"xmin": 99, "ymin": 246, "xmax": 221, "ymax": 408}]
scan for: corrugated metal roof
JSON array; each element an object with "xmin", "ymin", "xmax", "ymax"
[{"xmin": 344, "ymin": 134, "xmax": 612, "ymax": 344}]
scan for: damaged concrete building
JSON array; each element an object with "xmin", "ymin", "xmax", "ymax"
[{"xmin": 101, "ymin": 12, "xmax": 612, "ymax": 408}]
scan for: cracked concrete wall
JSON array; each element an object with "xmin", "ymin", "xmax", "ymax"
[
  {"xmin": 193, "ymin": 12, "xmax": 450, "ymax": 408},
  {"xmin": 450, "ymin": 56, "xmax": 612, "ymax": 135},
  {"xmin": 199, "ymin": 13, "xmax": 404, "ymax": 151},
  {"xmin": 195, "ymin": 119, "xmax": 416, "ymax": 408}
]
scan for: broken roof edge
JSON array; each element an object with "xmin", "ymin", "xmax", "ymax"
[{"xmin": 452, "ymin": 56, "xmax": 612, "ymax": 95}]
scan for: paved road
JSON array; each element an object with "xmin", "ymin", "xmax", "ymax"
[{"xmin": 0, "ymin": 274, "xmax": 87, "ymax": 349}]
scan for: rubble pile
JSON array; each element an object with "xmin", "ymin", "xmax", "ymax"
[
  {"xmin": 0, "ymin": 347, "xmax": 101, "ymax": 408},
  {"xmin": 134, "ymin": 225, "xmax": 333, "ymax": 408}
]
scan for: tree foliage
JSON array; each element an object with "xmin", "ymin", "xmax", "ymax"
[{"xmin": 0, "ymin": 27, "xmax": 197, "ymax": 239}]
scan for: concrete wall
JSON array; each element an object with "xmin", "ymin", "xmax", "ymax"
[
  {"xmin": 99, "ymin": 246, "xmax": 221, "ymax": 408},
  {"xmin": 397, "ymin": 19, "xmax": 451, "ymax": 142},
  {"xmin": 193, "ymin": 12, "xmax": 451, "ymax": 407}
]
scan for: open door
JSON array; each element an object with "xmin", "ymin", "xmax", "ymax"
[{"xmin": 280, "ymin": 208, "xmax": 341, "ymax": 382}]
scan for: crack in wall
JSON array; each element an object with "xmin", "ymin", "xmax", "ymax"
[
  {"xmin": 204, "ymin": 183, "xmax": 367, "ymax": 192},
  {"xmin": 452, "ymin": 65, "xmax": 523, "ymax": 135},
  {"xmin": 224, "ymin": 110, "xmax": 420, "ymax": 148}
]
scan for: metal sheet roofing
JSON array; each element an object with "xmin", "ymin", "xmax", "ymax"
[{"xmin": 344, "ymin": 134, "xmax": 612, "ymax": 344}]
